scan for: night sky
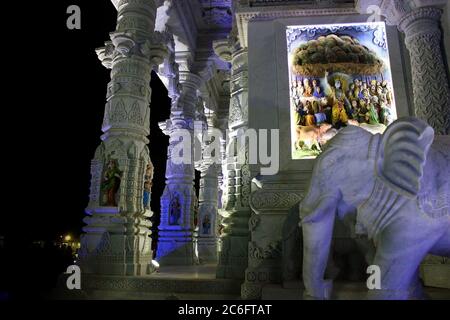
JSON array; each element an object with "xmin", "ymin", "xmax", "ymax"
[{"xmin": 6, "ymin": 0, "xmax": 176, "ymax": 245}]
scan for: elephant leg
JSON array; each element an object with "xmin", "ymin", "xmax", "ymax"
[
  {"xmin": 302, "ymin": 196, "xmax": 339, "ymax": 300},
  {"xmin": 430, "ymin": 227, "xmax": 450, "ymax": 257},
  {"xmin": 324, "ymin": 242, "xmax": 340, "ymax": 280},
  {"xmin": 367, "ymin": 216, "xmax": 442, "ymax": 300},
  {"xmin": 408, "ymin": 268, "xmax": 429, "ymax": 300}
]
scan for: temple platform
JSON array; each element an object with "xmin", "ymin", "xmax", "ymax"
[
  {"xmin": 54, "ymin": 264, "xmax": 242, "ymax": 300},
  {"xmin": 54, "ymin": 264, "xmax": 450, "ymax": 300},
  {"xmin": 262, "ymin": 282, "xmax": 450, "ymax": 300}
]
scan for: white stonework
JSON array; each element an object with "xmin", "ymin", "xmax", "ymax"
[
  {"xmin": 77, "ymin": 0, "xmax": 450, "ymax": 300},
  {"xmin": 156, "ymin": 70, "xmax": 204, "ymax": 266},
  {"xmin": 378, "ymin": 0, "xmax": 450, "ymax": 135},
  {"xmin": 214, "ymin": 34, "xmax": 253, "ymax": 281},
  {"xmin": 196, "ymin": 163, "xmax": 220, "ymax": 263},
  {"xmin": 81, "ymin": 0, "xmax": 170, "ymax": 276}
]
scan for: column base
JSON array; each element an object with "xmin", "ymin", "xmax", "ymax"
[
  {"xmin": 197, "ymin": 237, "xmax": 218, "ymax": 264},
  {"xmin": 79, "ymin": 208, "xmax": 154, "ymax": 276},
  {"xmin": 240, "ymin": 265, "xmax": 283, "ymax": 300},
  {"xmin": 79, "ymin": 233, "xmax": 154, "ymax": 276},
  {"xmin": 241, "ymin": 282, "xmax": 263, "ymax": 300},
  {"xmin": 156, "ymin": 231, "xmax": 196, "ymax": 266},
  {"xmin": 79, "ymin": 258, "xmax": 154, "ymax": 277},
  {"xmin": 216, "ymin": 235, "xmax": 248, "ymax": 280},
  {"xmin": 77, "ymin": 234, "xmax": 155, "ymax": 276}
]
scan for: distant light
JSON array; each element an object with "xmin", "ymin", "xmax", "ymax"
[
  {"xmin": 64, "ymin": 235, "xmax": 72, "ymax": 241},
  {"xmin": 151, "ymin": 260, "xmax": 160, "ymax": 269}
]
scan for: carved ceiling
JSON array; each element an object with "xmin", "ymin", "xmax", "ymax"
[
  {"xmin": 198, "ymin": 0, "xmax": 233, "ymax": 29},
  {"xmin": 248, "ymin": 0, "xmax": 355, "ymax": 7}
]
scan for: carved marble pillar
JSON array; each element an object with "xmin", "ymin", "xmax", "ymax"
[
  {"xmin": 79, "ymin": 0, "xmax": 169, "ymax": 276},
  {"xmin": 216, "ymin": 83, "xmax": 231, "ymax": 233},
  {"xmin": 156, "ymin": 71, "xmax": 203, "ymax": 265},
  {"xmin": 197, "ymin": 164, "xmax": 220, "ymax": 263},
  {"xmin": 217, "ymin": 136, "xmax": 227, "ymax": 211},
  {"xmin": 213, "ymin": 113, "xmax": 229, "ymax": 257},
  {"xmin": 214, "ymin": 38, "xmax": 251, "ymax": 280},
  {"xmin": 193, "ymin": 106, "xmax": 220, "ymax": 263},
  {"xmin": 400, "ymin": 7, "xmax": 450, "ymax": 135},
  {"xmin": 382, "ymin": 1, "xmax": 450, "ymax": 134}
]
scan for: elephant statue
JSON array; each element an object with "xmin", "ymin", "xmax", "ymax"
[
  {"xmin": 282, "ymin": 203, "xmax": 375, "ymax": 283},
  {"xmin": 300, "ymin": 117, "xmax": 450, "ymax": 300}
]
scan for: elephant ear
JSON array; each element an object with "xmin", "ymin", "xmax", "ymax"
[{"xmin": 376, "ymin": 117, "xmax": 434, "ymax": 198}]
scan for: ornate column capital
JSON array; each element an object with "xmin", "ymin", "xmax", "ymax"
[
  {"xmin": 179, "ymin": 71, "xmax": 203, "ymax": 89},
  {"xmin": 96, "ymin": 0, "xmax": 172, "ymax": 70},
  {"xmin": 380, "ymin": 0, "xmax": 411, "ymax": 26},
  {"xmin": 380, "ymin": 0, "xmax": 446, "ymax": 27},
  {"xmin": 96, "ymin": 31, "xmax": 171, "ymax": 69},
  {"xmin": 398, "ymin": 6, "xmax": 443, "ymax": 37},
  {"xmin": 213, "ymin": 38, "xmax": 232, "ymax": 63},
  {"xmin": 378, "ymin": 0, "xmax": 450, "ymax": 134},
  {"xmin": 96, "ymin": 42, "xmax": 116, "ymax": 69}
]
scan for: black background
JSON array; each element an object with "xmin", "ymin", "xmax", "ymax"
[
  {"xmin": 5, "ymin": 0, "xmax": 173, "ymax": 242},
  {"xmin": 2, "ymin": 0, "xmax": 181, "ymax": 297}
]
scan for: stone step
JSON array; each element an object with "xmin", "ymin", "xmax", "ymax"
[
  {"xmin": 55, "ymin": 276, "xmax": 242, "ymax": 300},
  {"xmin": 54, "ymin": 264, "xmax": 243, "ymax": 300},
  {"xmin": 85, "ymin": 290, "xmax": 241, "ymax": 300},
  {"xmin": 83, "ymin": 275, "xmax": 242, "ymax": 295},
  {"xmin": 262, "ymin": 282, "xmax": 367, "ymax": 300},
  {"xmin": 262, "ymin": 282, "xmax": 450, "ymax": 300}
]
